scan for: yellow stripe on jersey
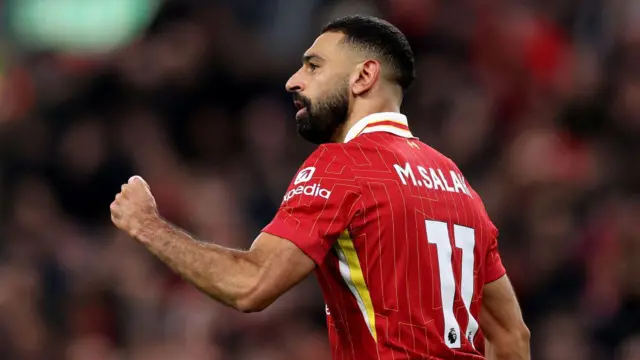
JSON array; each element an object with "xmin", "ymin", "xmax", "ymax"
[{"xmin": 335, "ymin": 230, "xmax": 378, "ymax": 342}]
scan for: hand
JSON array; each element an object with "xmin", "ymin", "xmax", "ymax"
[{"xmin": 111, "ymin": 176, "xmax": 159, "ymax": 238}]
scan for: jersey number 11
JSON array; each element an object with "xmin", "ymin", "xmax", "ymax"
[{"xmin": 425, "ymin": 220, "xmax": 479, "ymax": 349}]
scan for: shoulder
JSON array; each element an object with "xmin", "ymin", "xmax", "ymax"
[
  {"xmin": 308, "ymin": 143, "xmax": 358, "ymax": 162},
  {"xmin": 293, "ymin": 144, "xmax": 360, "ymax": 185},
  {"xmin": 282, "ymin": 145, "xmax": 363, "ymax": 207},
  {"xmin": 301, "ymin": 143, "xmax": 360, "ymax": 172}
]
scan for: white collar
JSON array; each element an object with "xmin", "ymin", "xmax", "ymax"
[{"xmin": 343, "ymin": 112, "xmax": 413, "ymax": 143}]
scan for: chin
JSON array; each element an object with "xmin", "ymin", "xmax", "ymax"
[{"xmin": 295, "ymin": 112, "xmax": 339, "ymax": 144}]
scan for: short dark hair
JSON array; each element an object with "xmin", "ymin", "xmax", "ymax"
[{"xmin": 322, "ymin": 15, "xmax": 415, "ymax": 91}]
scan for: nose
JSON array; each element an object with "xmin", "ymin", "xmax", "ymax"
[{"xmin": 285, "ymin": 70, "xmax": 304, "ymax": 93}]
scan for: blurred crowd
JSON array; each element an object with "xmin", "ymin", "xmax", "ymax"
[{"xmin": 1, "ymin": 0, "xmax": 640, "ymax": 359}]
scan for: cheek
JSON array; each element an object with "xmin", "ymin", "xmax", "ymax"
[
  {"xmin": 309, "ymin": 73, "xmax": 335, "ymax": 94},
  {"xmin": 307, "ymin": 72, "xmax": 344, "ymax": 106}
]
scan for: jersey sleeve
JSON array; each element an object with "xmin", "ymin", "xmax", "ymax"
[
  {"xmin": 485, "ymin": 224, "xmax": 506, "ymax": 283},
  {"xmin": 262, "ymin": 145, "xmax": 362, "ymax": 265}
]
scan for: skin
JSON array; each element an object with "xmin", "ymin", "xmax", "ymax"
[
  {"xmin": 110, "ymin": 176, "xmax": 314, "ymax": 312},
  {"xmin": 110, "ymin": 31, "xmax": 530, "ymax": 358},
  {"xmin": 481, "ymin": 276, "xmax": 531, "ymax": 360},
  {"xmin": 286, "ymin": 31, "xmax": 403, "ymax": 143}
]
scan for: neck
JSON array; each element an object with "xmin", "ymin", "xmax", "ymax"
[{"xmin": 334, "ymin": 100, "xmax": 401, "ymax": 143}]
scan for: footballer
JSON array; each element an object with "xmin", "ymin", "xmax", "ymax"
[{"xmin": 111, "ymin": 15, "xmax": 530, "ymax": 360}]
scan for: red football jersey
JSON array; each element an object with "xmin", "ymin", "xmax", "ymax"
[{"xmin": 263, "ymin": 112, "xmax": 506, "ymax": 360}]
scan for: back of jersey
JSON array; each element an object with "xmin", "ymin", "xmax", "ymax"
[
  {"xmin": 264, "ymin": 113, "xmax": 506, "ymax": 360},
  {"xmin": 345, "ymin": 131, "xmax": 506, "ymax": 359}
]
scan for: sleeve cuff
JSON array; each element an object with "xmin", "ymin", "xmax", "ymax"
[
  {"xmin": 262, "ymin": 221, "xmax": 329, "ymax": 266},
  {"xmin": 485, "ymin": 265, "xmax": 507, "ymax": 284}
]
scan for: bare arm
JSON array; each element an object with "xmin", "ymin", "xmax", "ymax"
[
  {"xmin": 110, "ymin": 176, "xmax": 316, "ymax": 312},
  {"xmin": 480, "ymin": 275, "xmax": 531, "ymax": 360},
  {"xmin": 136, "ymin": 220, "xmax": 315, "ymax": 312}
]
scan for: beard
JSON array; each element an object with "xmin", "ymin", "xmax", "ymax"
[{"xmin": 294, "ymin": 82, "xmax": 350, "ymax": 144}]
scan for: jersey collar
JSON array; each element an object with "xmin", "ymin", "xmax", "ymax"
[{"xmin": 343, "ymin": 112, "xmax": 414, "ymax": 143}]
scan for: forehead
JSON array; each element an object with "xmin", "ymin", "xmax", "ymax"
[{"xmin": 304, "ymin": 32, "xmax": 348, "ymax": 60}]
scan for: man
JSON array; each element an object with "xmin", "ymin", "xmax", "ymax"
[{"xmin": 111, "ymin": 15, "xmax": 530, "ymax": 360}]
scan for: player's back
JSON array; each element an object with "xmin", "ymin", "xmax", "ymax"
[
  {"xmin": 317, "ymin": 117, "xmax": 505, "ymax": 359},
  {"xmin": 264, "ymin": 113, "xmax": 506, "ymax": 359}
]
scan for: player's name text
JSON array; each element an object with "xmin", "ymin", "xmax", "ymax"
[{"xmin": 393, "ymin": 162, "xmax": 471, "ymax": 196}]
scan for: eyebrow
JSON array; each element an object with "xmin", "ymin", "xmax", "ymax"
[{"xmin": 302, "ymin": 53, "xmax": 324, "ymax": 64}]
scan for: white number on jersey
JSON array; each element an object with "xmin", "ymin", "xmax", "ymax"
[{"xmin": 425, "ymin": 220, "xmax": 479, "ymax": 349}]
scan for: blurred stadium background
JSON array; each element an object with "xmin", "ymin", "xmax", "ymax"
[{"xmin": 0, "ymin": 0, "xmax": 639, "ymax": 359}]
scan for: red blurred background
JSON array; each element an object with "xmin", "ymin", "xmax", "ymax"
[{"xmin": 0, "ymin": 0, "xmax": 639, "ymax": 359}]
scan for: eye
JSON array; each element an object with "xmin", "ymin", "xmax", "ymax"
[{"xmin": 307, "ymin": 63, "xmax": 319, "ymax": 72}]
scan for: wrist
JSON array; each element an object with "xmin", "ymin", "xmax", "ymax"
[{"xmin": 132, "ymin": 213, "xmax": 164, "ymax": 242}]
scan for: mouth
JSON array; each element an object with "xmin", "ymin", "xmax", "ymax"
[
  {"xmin": 294, "ymin": 100, "xmax": 307, "ymax": 119},
  {"xmin": 295, "ymin": 107, "xmax": 308, "ymax": 120}
]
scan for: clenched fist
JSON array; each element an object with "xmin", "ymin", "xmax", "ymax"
[{"xmin": 110, "ymin": 176, "xmax": 159, "ymax": 238}]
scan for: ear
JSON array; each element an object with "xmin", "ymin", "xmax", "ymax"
[{"xmin": 351, "ymin": 60, "xmax": 380, "ymax": 96}]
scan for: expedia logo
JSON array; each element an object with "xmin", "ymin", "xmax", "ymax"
[
  {"xmin": 283, "ymin": 184, "xmax": 331, "ymax": 202},
  {"xmin": 294, "ymin": 167, "xmax": 316, "ymax": 185}
]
